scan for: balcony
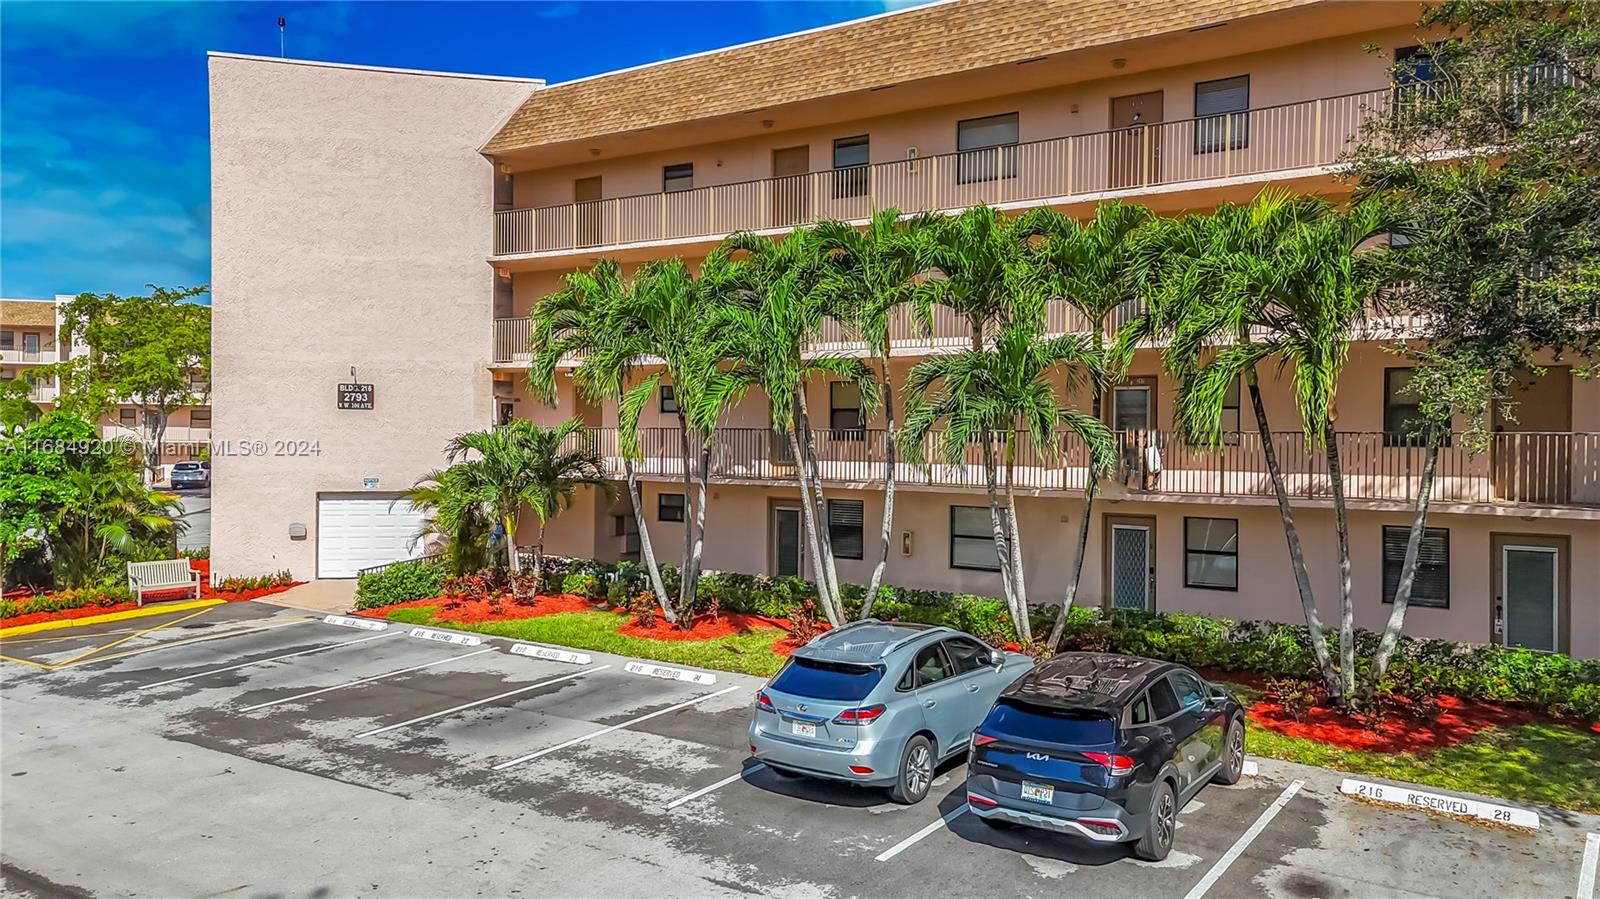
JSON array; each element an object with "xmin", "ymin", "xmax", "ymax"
[
  {"xmin": 493, "ymin": 88, "xmax": 1388, "ymax": 258},
  {"xmin": 28, "ymin": 383, "xmax": 59, "ymax": 403},
  {"xmin": 571, "ymin": 427, "xmax": 1600, "ymax": 511},
  {"xmin": 101, "ymin": 423, "xmax": 213, "ymax": 445},
  {"xmin": 0, "ymin": 348, "xmax": 58, "ymax": 365}
]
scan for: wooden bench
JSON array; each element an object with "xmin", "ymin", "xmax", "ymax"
[{"xmin": 127, "ymin": 559, "xmax": 202, "ymax": 606}]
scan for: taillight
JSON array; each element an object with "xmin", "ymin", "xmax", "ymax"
[
  {"xmin": 967, "ymin": 793, "xmax": 998, "ymax": 807},
  {"xmin": 970, "ymin": 733, "xmax": 998, "ymax": 749},
  {"xmin": 833, "ymin": 704, "xmax": 886, "ymax": 724},
  {"xmin": 1082, "ymin": 751, "xmax": 1138, "ymax": 775},
  {"xmin": 756, "ymin": 692, "xmax": 775, "ymax": 712}
]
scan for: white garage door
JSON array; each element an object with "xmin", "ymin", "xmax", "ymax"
[{"xmin": 317, "ymin": 496, "xmax": 427, "ymax": 579}]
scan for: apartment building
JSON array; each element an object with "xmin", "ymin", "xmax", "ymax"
[
  {"xmin": 0, "ymin": 295, "xmax": 211, "ymax": 471},
  {"xmin": 208, "ymin": 0, "xmax": 1598, "ymax": 657}
]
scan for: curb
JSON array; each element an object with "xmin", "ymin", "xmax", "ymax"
[
  {"xmin": 0, "ymin": 599, "xmax": 225, "ymax": 638},
  {"xmin": 1339, "ymin": 777, "xmax": 1540, "ymax": 830}
]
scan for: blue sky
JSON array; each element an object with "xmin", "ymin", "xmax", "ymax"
[{"xmin": 0, "ymin": 0, "xmax": 927, "ymax": 302}]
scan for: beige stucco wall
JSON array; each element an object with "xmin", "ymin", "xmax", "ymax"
[{"xmin": 209, "ymin": 54, "xmax": 536, "ymax": 578}]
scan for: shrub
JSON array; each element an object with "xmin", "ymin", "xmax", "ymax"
[
  {"xmin": 354, "ymin": 558, "xmax": 446, "ymax": 610},
  {"xmin": 215, "ymin": 570, "xmax": 297, "ymax": 593},
  {"xmin": 183, "ymin": 548, "xmax": 211, "ymax": 560},
  {"xmin": 561, "ymin": 573, "xmax": 601, "ymax": 601},
  {"xmin": 625, "ymin": 591, "xmax": 657, "ymax": 628},
  {"xmin": 0, "ymin": 585, "xmax": 135, "ymax": 619}
]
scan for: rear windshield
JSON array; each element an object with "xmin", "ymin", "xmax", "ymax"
[
  {"xmin": 770, "ymin": 657, "xmax": 885, "ymax": 701},
  {"xmin": 984, "ymin": 700, "xmax": 1116, "ymax": 745},
  {"xmin": 175, "ymin": 462, "xmax": 201, "ymax": 470}
]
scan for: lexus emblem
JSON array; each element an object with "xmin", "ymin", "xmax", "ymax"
[
  {"xmin": 797, "ymin": 704, "xmax": 807, "ymax": 712},
  {"xmin": 1026, "ymin": 752, "xmax": 1050, "ymax": 761}
]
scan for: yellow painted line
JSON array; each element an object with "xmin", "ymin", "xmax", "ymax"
[
  {"xmin": 0, "ymin": 653, "xmax": 53, "ymax": 670},
  {"xmin": 0, "ymin": 599, "xmax": 224, "ymax": 639},
  {"xmin": 67, "ymin": 616, "xmax": 315, "ymax": 666},
  {"xmin": 47, "ymin": 607, "xmax": 215, "ymax": 669}
]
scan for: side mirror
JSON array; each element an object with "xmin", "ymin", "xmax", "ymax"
[{"xmin": 991, "ymin": 650, "xmax": 1006, "ymax": 668}]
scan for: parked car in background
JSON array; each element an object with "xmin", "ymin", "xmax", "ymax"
[
  {"xmin": 750, "ymin": 620, "xmax": 1034, "ymax": 804},
  {"xmin": 965, "ymin": 653, "xmax": 1245, "ymax": 861},
  {"xmin": 170, "ymin": 460, "xmax": 210, "ymax": 489}
]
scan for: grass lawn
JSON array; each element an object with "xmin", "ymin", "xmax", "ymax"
[
  {"xmin": 377, "ymin": 606, "xmax": 790, "ymax": 678},
  {"xmin": 1219, "ymin": 680, "xmax": 1600, "ymax": 813}
]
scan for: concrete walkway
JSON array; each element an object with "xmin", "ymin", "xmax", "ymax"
[{"xmin": 255, "ymin": 579, "xmax": 356, "ymax": 614}]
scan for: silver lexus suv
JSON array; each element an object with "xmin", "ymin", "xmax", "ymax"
[{"xmin": 749, "ymin": 620, "xmax": 1034, "ymax": 804}]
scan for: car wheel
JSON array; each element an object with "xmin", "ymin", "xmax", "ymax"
[
  {"xmin": 1134, "ymin": 780, "xmax": 1176, "ymax": 862},
  {"xmin": 1214, "ymin": 716, "xmax": 1246, "ymax": 785},
  {"xmin": 888, "ymin": 735, "xmax": 935, "ymax": 805}
]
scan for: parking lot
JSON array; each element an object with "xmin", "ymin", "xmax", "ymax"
[{"xmin": 3, "ymin": 602, "xmax": 1597, "ymax": 899}]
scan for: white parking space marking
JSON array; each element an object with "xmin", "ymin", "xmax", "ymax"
[
  {"xmin": 355, "ymin": 666, "xmax": 610, "ymax": 738},
  {"xmin": 139, "ymin": 632, "xmax": 397, "ymax": 689},
  {"xmin": 1182, "ymin": 800, "xmax": 1206, "ymax": 814},
  {"xmin": 875, "ymin": 804, "xmax": 971, "ymax": 862},
  {"xmin": 238, "ymin": 648, "xmax": 495, "ymax": 712},
  {"xmin": 1181, "ymin": 779, "xmax": 1304, "ymax": 899},
  {"xmin": 664, "ymin": 764, "xmax": 767, "ymax": 811},
  {"xmin": 491, "ymin": 685, "xmax": 742, "ymax": 770},
  {"xmin": 1241, "ymin": 759, "xmax": 1258, "ymax": 777},
  {"xmin": 63, "ymin": 617, "xmax": 315, "ymax": 666},
  {"xmin": 1578, "ymin": 832, "xmax": 1598, "ymax": 899}
]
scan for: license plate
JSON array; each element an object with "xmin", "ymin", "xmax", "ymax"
[
  {"xmin": 791, "ymin": 721, "xmax": 817, "ymax": 738},
  {"xmin": 1021, "ymin": 781, "xmax": 1054, "ymax": 803}
]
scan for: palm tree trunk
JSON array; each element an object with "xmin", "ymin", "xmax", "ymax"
[
  {"xmin": 1003, "ymin": 440, "xmax": 1031, "ymax": 643},
  {"xmin": 789, "ymin": 427, "xmax": 843, "ymax": 626},
  {"xmin": 682, "ymin": 432, "xmax": 712, "ymax": 612},
  {"xmin": 624, "ymin": 458, "xmax": 676, "ymax": 622},
  {"xmin": 864, "ymin": 362, "xmax": 896, "ymax": 618},
  {"xmin": 795, "ymin": 392, "xmax": 841, "ymax": 613},
  {"xmin": 1323, "ymin": 418, "xmax": 1356, "ymax": 704},
  {"xmin": 1369, "ymin": 437, "xmax": 1440, "ymax": 687},
  {"xmin": 532, "ymin": 520, "xmax": 547, "ymax": 582},
  {"xmin": 980, "ymin": 436, "xmax": 1020, "ymax": 629},
  {"xmin": 1247, "ymin": 374, "xmax": 1341, "ymax": 702},
  {"xmin": 675, "ymin": 412, "xmax": 695, "ymax": 608},
  {"xmin": 504, "ymin": 514, "xmax": 520, "ymax": 573},
  {"xmin": 1047, "ymin": 478, "xmax": 1098, "ymax": 649}
]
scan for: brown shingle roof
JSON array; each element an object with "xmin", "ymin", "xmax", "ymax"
[
  {"xmin": 0, "ymin": 300, "xmax": 57, "ymax": 329},
  {"xmin": 485, "ymin": 0, "xmax": 1317, "ymax": 154}
]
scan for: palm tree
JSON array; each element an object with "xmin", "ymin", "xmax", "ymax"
[
  {"xmin": 915, "ymin": 205, "xmax": 1036, "ymax": 616},
  {"xmin": 813, "ymin": 210, "xmax": 938, "ymax": 614},
  {"xmin": 702, "ymin": 229, "xmax": 879, "ymax": 626},
  {"xmin": 442, "ymin": 418, "xmax": 612, "ymax": 578},
  {"xmin": 900, "ymin": 293, "xmax": 1114, "ymax": 645},
  {"xmin": 404, "ymin": 464, "xmax": 495, "ymax": 575},
  {"xmin": 1015, "ymin": 203, "xmax": 1152, "ymax": 647},
  {"xmin": 529, "ymin": 259, "xmax": 675, "ymax": 620},
  {"xmin": 51, "ymin": 464, "xmax": 183, "ymax": 588},
  {"xmin": 1155, "ymin": 190, "xmax": 1389, "ymax": 704}
]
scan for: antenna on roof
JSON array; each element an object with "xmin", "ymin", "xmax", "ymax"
[{"xmin": 277, "ymin": 16, "xmax": 286, "ymax": 58}]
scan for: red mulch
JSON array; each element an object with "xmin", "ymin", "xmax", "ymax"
[
  {"xmin": 354, "ymin": 592, "xmax": 596, "ymax": 624},
  {"xmin": 1246, "ymin": 691, "xmax": 1541, "ymax": 754},
  {"xmin": 617, "ymin": 612, "xmax": 788, "ymax": 641},
  {"xmin": 1, "ymin": 580, "xmax": 300, "ymax": 630}
]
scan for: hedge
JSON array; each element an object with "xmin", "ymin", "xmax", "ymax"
[
  {"xmin": 351, "ymin": 554, "xmax": 1600, "ymax": 723},
  {"xmin": 0, "ymin": 585, "xmax": 136, "ymax": 620}
]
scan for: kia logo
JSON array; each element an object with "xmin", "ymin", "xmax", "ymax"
[{"xmin": 1026, "ymin": 752, "xmax": 1050, "ymax": 761}]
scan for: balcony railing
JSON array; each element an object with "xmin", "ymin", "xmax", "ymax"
[
  {"xmin": 566, "ymin": 427, "xmax": 1599, "ymax": 509},
  {"xmin": 0, "ymin": 348, "xmax": 58, "ymax": 365},
  {"xmin": 494, "ymin": 88, "xmax": 1389, "ymax": 257}
]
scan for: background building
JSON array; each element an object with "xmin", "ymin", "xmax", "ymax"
[{"xmin": 208, "ymin": 0, "xmax": 1598, "ymax": 656}]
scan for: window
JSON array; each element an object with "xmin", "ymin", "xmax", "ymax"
[
  {"xmin": 773, "ymin": 657, "xmax": 885, "ymax": 701},
  {"xmin": 499, "ymin": 401, "xmax": 515, "ymax": 425},
  {"xmin": 1185, "ymin": 517, "xmax": 1238, "ymax": 590},
  {"xmin": 1148, "ymin": 678, "xmax": 1180, "ymax": 720},
  {"xmin": 189, "ymin": 408, "xmax": 211, "ymax": 426},
  {"xmin": 827, "ymin": 499, "xmax": 864, "ymax": 560},
  {"xmin": 905, "ymin": 643, "xmax": 954, "ymax": 689},
  {"xmin": 1221, "ymin": 377, "xmax": 1242, "ymax": 443},
  {"xmin": 119, "ymin": 408, "xmax": 136, "ymax": 427},
  {"xmin": 950, "ymin": 506, "xmax": 1000, "ymax": 571},
  {"xmin": 659, "ymin": 384, "xmax": 679, "ymax": 414},
  {"xmin": 829, "ymin": 381, "xmax": 863, "ymax": 432},
  {"xmin": 0, "ymin": 331, "xmax": 11, "ymax": 349},
  {"xmin": 1194, "ymin": 75, "xmax": 1249, "ymax": 153},
  {"xmin": 943, "ymin": 637, "xmax": 992, "ymax": 674},
  {"xmin": 1129, "ymin": 692, "xmax": 1152, "ymax": 726},
  {"xmin": 1382, "ymin": 525, "xmax": 1450, "ymax": 608},
  {"xmin": 1383, "ymin": 368, "xmax": 1427, "ymax": 445},
  {"xmin": 657, "ymin": 493, "xmax": 686, "ymax": 522},
  {"xmin": 987, "ymin": 701, "xmax": 1117, "ymax": 743},
  {"xmin": 1167, "ymin": 671, "xmax": 1208, "ymax": 710},
  {"xmin": 1393, "ymin": 46, "xmax": 1443, "ymax": 118},
  {"xmin": 956, "ymin": 112, "xmax": 1019, "ymax": 184},
  {"xmin": 832, "ymin": 135, "xmax": 870, "ymax": 199},
  {"xmin": 662, "ymin": 163, "xmax": 694, "ymax": 193}
]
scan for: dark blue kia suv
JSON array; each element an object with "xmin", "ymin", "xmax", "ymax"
[{"xmin": 964, "ymin": 652, "xmax": 1245, "ymax": 861}]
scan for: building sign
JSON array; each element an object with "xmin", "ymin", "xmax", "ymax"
[{"xmin": 338, "ymin": 382, "xmax": 374, "ymax": 410}]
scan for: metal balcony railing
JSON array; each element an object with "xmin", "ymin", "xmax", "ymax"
[
  {"xmin": 561, "ymin": 427, "xmax": 1600, "ymax": 509},
  {"xmin": 493, "ymin": 88, "xmax": 1390, "ymax": 257}
]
